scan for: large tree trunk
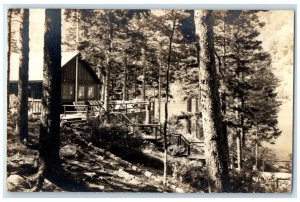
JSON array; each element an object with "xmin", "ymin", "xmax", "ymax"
[
  {"xmin": 7, "ymin": 9, "xmax": 12, "ymax": 112},
  {"xmin": 195, "ymin": 10, "xmax": 229, "ymax": 192},
  {"xmin": 16, "ymin": 9, "xmax": 29, "ymax": 142},
  {"xmin": 39, "ymin": 9, "xmax": 62, "ymax": 173}
]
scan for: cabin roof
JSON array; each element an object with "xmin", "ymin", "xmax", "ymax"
[{"xmin": 9, "ymin": 50, "xmax": 98, "ymax": 82}]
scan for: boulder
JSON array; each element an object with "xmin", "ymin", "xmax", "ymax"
[
  {"xmin": 144, "ymin": 171, "xmax": 153, "ymax": 178},
  {"xmin": 7, "ymin": 174, "xmax": 30, "ymax": 191},
  {"xmin": 60, "ymin": 145, "xmax": 77, "ymax": 158}
]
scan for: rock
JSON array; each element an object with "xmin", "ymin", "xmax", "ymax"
[
  {"xmin": 175, "ymin": 187, "xmax": 185, "ymax": 193},
  {"xmin": 127, "ymin": 178, "xmax": 140, "ymax": 185},
  {"xmin": 84, "ymin": 172, "xmax": 97, "ymax": 178},
  {"xmin": 116, "ymin": 169, "xmax": 133, "ymax": 180},
  {"xmin": 144, "ymin": 171, "xmax": 153, "ymax": 178},
  {"xmin": 132, "ymin": 165, "xmax": 138, "ymax": 171},
  {"xmin": 7, "ymin": 174, "xmax": 30, "ymax": 191},
  {"xmin": 70, "ymin": 166, "xmax": 80, "ymax": 171},
  {"xmin": 86, "ymin": 182, "xmax": 104, "ymax": 191},
  {"xmin": 60, "ymin": 145, "xmax": 77, "ymax": 158},
  {"xmin": 96, "ymin": 156, "xmax": 104, "ymax": 161}
]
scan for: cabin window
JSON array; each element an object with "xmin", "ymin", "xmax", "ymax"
[
  {"xmin": 78, "ymin": 86, "xmax": 85, "ymax": 99},
  {"xmin": 62, "ymin": 84, "xmax": 74, "ymax": 100},
  {"xmin": 87, "ymin": 86, "xmax": 95, "ymax": 99}
]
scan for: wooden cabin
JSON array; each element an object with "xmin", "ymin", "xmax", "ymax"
[{"xmin": 9, "ymin": 51, "xmax": 101, "ymax": 103}]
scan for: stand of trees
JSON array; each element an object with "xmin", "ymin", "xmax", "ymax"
[{"xmin": 9, "ymin": 9, "xmax": 282, "ymax": 193}]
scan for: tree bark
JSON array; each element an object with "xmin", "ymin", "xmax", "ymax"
[
  {"xmin": 236, "ymin": 130, "xmax": 242, "ymax": 172},
  {"xmin": 162, "ymin": 14, "xmax": 177, "ymax": 187},
  {"xmin": 101, "ymin": 74, "xmax": 105, "ymax": 102},
  {"xmin": 123, "ymin": 55, "xmax": 128, "ymax": 101},
  {"xmin": 39, "ymin": 9, "xmax": 62, "ymax": 173},
  {"xmin": 186, "ymin": 97, "xmax": 192, "ymax": 134},
  {"xmin": 142, "ymin": 47, "xmax": 146, "ymax": 101},
  {"xmin": 16, "ymin": 9, "xmax": 29, "ymax": 142},
  {"xmin": 104, "ymin": 31, "xmax": 112, "ymax": 112},
  {"xmin": 195, "ymin": 10, "xmax": 229, "ymax": 192},
  {"xmin": 104, "ymin": 64, "xmax": 111, "ymax": 111},
  {"xmin": 7, "ymin": 9, "xmax": 12, "ymax": 112}
]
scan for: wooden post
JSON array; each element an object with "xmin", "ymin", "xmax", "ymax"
[
  {"xmin": 158, "ymin": 44, "xmax": 162, "ymax": 124},
  {"xmin": 149, "ymin": 101, "xmax": 152, "ymax": 123},
  {"xmin": 145, "ymin": 102, "xmax": 150, "ymax": 124},
  {"xmin": 86, "ymin": 105, "xmax": 89, "ymax": 119},
  {"xmin": 152, "ymin": 100, "xmax": 155, "ymax": 122}
]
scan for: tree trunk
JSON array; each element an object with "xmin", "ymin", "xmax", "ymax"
[
  {"xmin": 236, "ymin": 130, "xmax": 242, "ymax": 172},
  {"xmin": 16, "ymin": 9, "xmax": 29, "ymax": 142},
  {"xmin": 236, "ymin": 110, "xmax": 244, "ymax": 171},
  {"xmin": 186, "ymin": 97, "xmax": 192, "ymax": 134},
  {"xmin": 195, "ymin": 10, "xmax": 229, "ymax": 192},
  {"xmin": 123, "ymin": 55, "xmax": 128, "ymax": 101},
  {"xmin": 142, "ymin": 47, "xmax": 146, "ymax": 101},
  {"xmin": 104, "ymin": 65, "xmax": 110, "ymax": 112},
  {"xmin": 104, "ymin": 31, "xmax": 112, "ymax": 112},
  {"xmin": 162, "ymin": 15, "xmax": 177, "ymax": 187},
  {"xmin": 158, "ymin": 43, "xmax": 162, "ymax": 124},
  {"xmin": 39, "ymin": 9, "xmax": 62, "ymax": 173},
  {"xmin": 254, "ymin": 131, "xmax": 258, "ymax": 171},
  {"xmin": 7, "ymin": 9, "xmax": 12, "ymax": 112},
  {"xmin": 101, "ymin": 74, "xmax": 105, "ymax": 101}
]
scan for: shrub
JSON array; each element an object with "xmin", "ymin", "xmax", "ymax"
[
  {"xmin": 172, "ymin": 159, "xmax": 209, "ymax": 192},
  {"xmin": 87, "ymin": 117, "xmax": 144, "ymax": 156},
  {"xmin": 229, "ymin": 170, "xmax": 255, "ymax": 192}
]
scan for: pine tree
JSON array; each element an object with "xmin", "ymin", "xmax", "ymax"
[
  {"xmin": 7, "ymin": 9, "xmax": 12, "ymax": 112},
  {"xmin": 213, "ymin": 10, "xmax": 281, "ymax": 171},
  {"xmin": 39, "ymin": 9, "xmax": 62, "ymax": 173},
  {"xmin": 194, "ymin": 10, "xmax": 229, "ymax": 192},
  {"xmin": 15, "ymin": 9, "xmax": 29, "ymax": 142}
]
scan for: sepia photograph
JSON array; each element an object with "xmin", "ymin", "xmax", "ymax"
[{"xmin": 5, "ymin": 8, "xmax": 294, "ymax": 193}]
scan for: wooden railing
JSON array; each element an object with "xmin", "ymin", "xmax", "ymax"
[
  {"xmin": 28, "ymin": 99, "xmax": 42, "ymax": 114},
  {"xmin": 170, "ymin": 133, "xmax": 204, "ymax": 156},
  {"xmin": 63, "ymin": 104, "xmax": 89, "ymax": 117}
]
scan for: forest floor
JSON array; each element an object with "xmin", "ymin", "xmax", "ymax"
[
  {"xmin": 6, "ymin": 112, "xmax": 199, "ymax": 193},
  {"xmin": 6, "ymin": 112, "xmax": 292, "ymax": 193}
]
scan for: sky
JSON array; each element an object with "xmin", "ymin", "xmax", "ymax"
[{"xmin": 12, "ymin": 9, "xmax": 295, "ymax": 160}]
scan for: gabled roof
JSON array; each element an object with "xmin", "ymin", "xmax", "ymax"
[{"xmin": 9, "ymin": 50, "xmax": 81, "ymax": 81}]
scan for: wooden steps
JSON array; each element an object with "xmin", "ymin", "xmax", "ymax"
[{"xmin": 188, "ymin": 155, "xmax": 205, "ymax": 161}]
